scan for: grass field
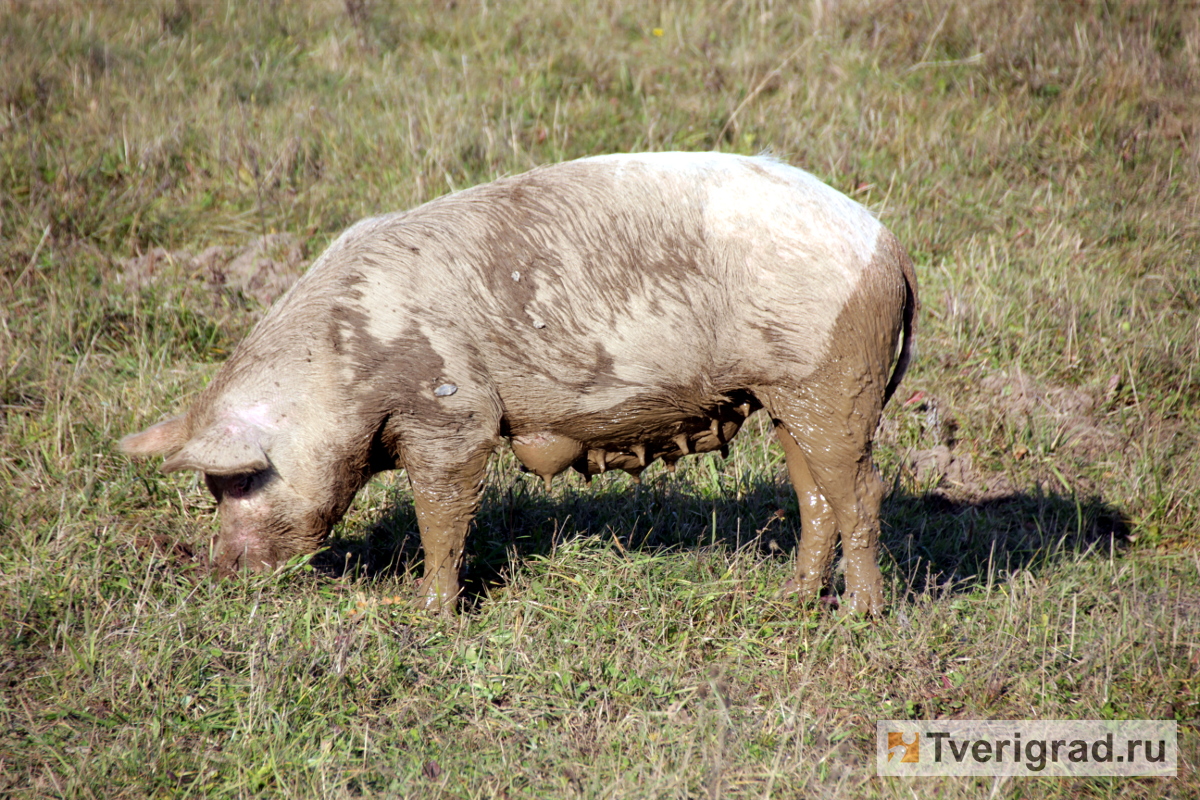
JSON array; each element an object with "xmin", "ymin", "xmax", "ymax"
[{"xmin": 2, "ymin": 1, "xmax": 1198, "ymax": 797}]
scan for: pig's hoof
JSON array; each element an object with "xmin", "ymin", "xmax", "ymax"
[
  {"xmin": 776, "ymin": 575, "xmax": 823, "ymax": 604},
  {"xmin": 777, "ymin": 575, "xmax": 825, "ymax": 606},
  {"xmin": 841, "ymin": 587, "xmax": 885, "ymax": 616},
  {"xmin": 414, "ymin": 580, "xmax": 460, "ymax": 615}
]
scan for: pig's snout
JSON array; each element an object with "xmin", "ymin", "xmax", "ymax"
[
  {"xmin": 204, "ymin": 470, "xmax": 291, "ymax": 574},
  {"xmin": 210, "ymin": 531, "xmax": 280, "ymax": 574},
  {"xmin": 202, "ymin": 467, "xmax": 340, "ymax": 575}
]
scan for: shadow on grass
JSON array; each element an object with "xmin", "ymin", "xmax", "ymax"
[{"xmin": 311, "ymin": 465, "xmax": 1132, "ymax": 609}]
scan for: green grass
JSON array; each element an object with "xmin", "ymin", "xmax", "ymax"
[{"xmin": 2, "ymin": 1, "xmax": 1198, "ymax": 797}]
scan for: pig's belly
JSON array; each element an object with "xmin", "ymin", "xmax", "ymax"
[{"xmin": 506, "ymin": 388, "xmax": 760, "ymax": 481}]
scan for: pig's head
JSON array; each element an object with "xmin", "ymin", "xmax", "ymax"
[{"xmin": 120, "ymin": 404, "xmax": 366, "ymax": 573}]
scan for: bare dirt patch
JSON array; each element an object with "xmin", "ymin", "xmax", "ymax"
[
  {"xmin": 120, "ymin": 233, "xmax": 308, "ymax": 310},
  {"xmin": 897, "ymin": 367, "xmax": 1131, "ymax": 509},
  {"xmin": 979, "ymin": 368, "xmax": 1126, "ymax": 460},
  {"xmin": 131, "ymin": 533, "xmax": 207, "ymax": 577}
]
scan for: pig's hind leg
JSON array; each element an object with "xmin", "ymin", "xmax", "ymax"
[
  {"xmin": 761, "ymin": 378, "xmax": 888, "ymax": 615},
  {"xmin": 773, "ymin": 422, "xmax": 840, "ymax": 602}
]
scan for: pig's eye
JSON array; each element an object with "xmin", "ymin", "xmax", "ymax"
[{"xmin": 206, "ymin": 471, "xmax": 265, "ymax": 500}]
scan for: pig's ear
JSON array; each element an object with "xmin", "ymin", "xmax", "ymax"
[
  {"xmin": 160, "ymin": 423, "xmax": 271, "ymax": 476},
  {"xmin": 120, "ymin": 416, "xmax": 190, "ymax": 457}
]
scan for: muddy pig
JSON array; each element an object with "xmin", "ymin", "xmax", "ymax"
[{"xmin": 121, "ymin": 152, "xmax": 917, "ymax": 614}]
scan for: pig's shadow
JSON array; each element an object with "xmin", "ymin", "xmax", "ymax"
[{"xmin": 312, "ymin": 463, "xmax": 1130, "ymax": 607}]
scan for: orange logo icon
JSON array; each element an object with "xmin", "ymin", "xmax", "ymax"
[{"xmin": 887, "ymin": 731, "xmax": 920, "ymax": 763}]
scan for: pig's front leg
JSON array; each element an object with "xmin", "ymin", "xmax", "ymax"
[{"xmin": 405, "ymin": 447, "xmax": 491, "ymax": 613}]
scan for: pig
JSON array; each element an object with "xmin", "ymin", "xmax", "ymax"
[{"xmin": 121, "ymin": 152, "xmax": 917, "ymax": 614}]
